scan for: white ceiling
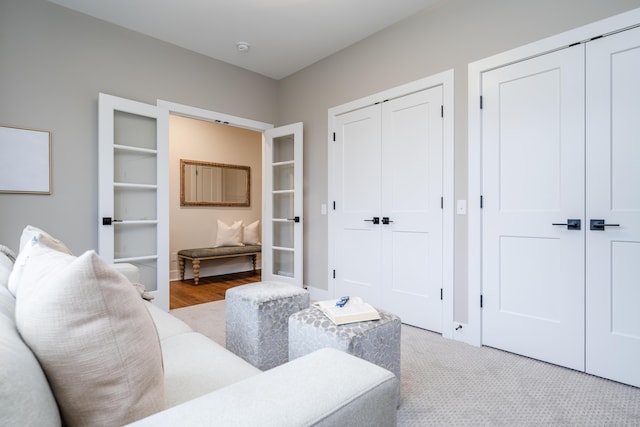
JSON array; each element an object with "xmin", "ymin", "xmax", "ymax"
[{"xmin": 48, "ymin": 0, "xmax": 442, "ymax": 80}]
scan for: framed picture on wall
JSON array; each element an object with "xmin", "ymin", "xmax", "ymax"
[{"xmin": 0, "ymin": 125, "xmax": 51, "ymax": 194}]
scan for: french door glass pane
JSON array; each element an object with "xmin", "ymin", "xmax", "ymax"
[
  {"xmin": 273, "ymin": 135, "xmax": 294, "ymax": 162},
  {"xmin": 273, "ymin": 164, "xmax": 294, "ymax": 191},
  {"xmin": 114, "ymin": 150, "xmax": 157, "ymax": 185},
  {"xmin": 114, "ymin": 111, "xmax": 156, "ymax": 150},
  {"xmin": 114, "ymin": 187, "xmax": 157, "ymax": 220},
  {"xmin": 114, "ymin": 224, "xmax": 157, "ymax": 259},
  {"xmin": 273, "ymin": 192, "xmax": 293, "ymax": 219},
  {"xmin": 273, "ymin": 249, "xmax": 294, "ymax": 278},
  {"xmin": 273, "ymin": 221, "xmax": 294, "ymax": 248}
]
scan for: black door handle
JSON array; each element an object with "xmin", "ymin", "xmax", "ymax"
[
  {"xmin": 287, "ymin": 216, "xmax": 300, "ymax": 223},
  {"xmin": 590, "ymin": 219, "xmax": 619, "ymax": 231},
  {"xmin": 382, "ymin": 217, "xmax": 394, "ymax": 225},
  {"xmin": 364, "ymin": 217, "xmax": 380, "ymax": 224},
  {"xmin": 552, "ymin": 219, "xmax": 581, "ymax": 230}
]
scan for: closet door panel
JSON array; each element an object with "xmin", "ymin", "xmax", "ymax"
[
  {"xmin": 333, "ymin": 105, "xmax": 383, "ymax": 304},
  {"xmin": 586, "ymin": 26, "xmax": 640, "ymax": 387},
  {"xmin": 481, "ymin": 46, "xmax": 585, "ymax": 370},
  {"xmin": 380, "ymin": 87, "xmax": 443, "ymax": 331}
]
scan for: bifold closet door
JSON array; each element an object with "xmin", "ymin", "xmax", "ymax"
[{"xmin": 585, "ymin": 26, "xmax": 640, "ymax": 388}]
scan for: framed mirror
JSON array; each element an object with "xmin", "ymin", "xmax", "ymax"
[{"xmin": 180, "ymin": 159, "xmax": 250, "ymax": 207}]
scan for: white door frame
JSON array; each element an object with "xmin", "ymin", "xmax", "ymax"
[
  {"xmin": 328, "ymin": 69, "xmax": 455, "ymax": 338},
  {"xmin": 467, "ymin": 8, "xmax": 640, "ymax": 347}
]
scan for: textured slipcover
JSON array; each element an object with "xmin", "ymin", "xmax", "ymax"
[
  {"xmin": 289, "ymin": 306, "xmax": 402, "ymax": 404},
  {"xmin": 226, "ymin": 281, "xmax": 309, "ymax": 370}
]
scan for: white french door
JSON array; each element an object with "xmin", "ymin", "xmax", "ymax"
[
  {"xmin": 332, "ymin": 87, "xmax": 444, "ymax": 331},
  {"xmin": 585, "ymin": 26, "xmax": 640, "ymax": 387},
  {"xmin": 98, "ymin": 93, "xmax": 169, "ymax": 311},
  {"xmin": 481, "ymin": 26, "xmax": 640, "ymax": 387},
  {"xmin": 262, "ymin": 123, "xmax": 304, "ymax": 287}
]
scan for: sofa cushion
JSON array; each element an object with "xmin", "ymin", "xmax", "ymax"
[
  {"xmin": 161, "ymin": 331, "xmax": 261, "ymax": 408},
  {"xmin": 0, "ymin": 285, "xmax": 61, "ymax": 427},
  {"xmin": 15, "ymin": 245, "xmax": 165, "ymax": 426},
  {"xmin": 145, "ymin": 300, "xmax": 193, "ymax": 341},
  {"xmin": 7, "ymin": 225, "xmax": 72, "ymax": 296},
  {"xmin": 0, "ymin": 245, "xmax": 15, "ymax": 288}
]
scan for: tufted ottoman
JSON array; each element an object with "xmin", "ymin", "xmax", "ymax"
[
  {"xmin": 288, "ymin": 306, "xmax": 401, "ymax": 404},
  {"xmin": 225, "ymin": 281, "xmax": 309, "ymax": 370}
]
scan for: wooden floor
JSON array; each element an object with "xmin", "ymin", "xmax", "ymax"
[{"xmin": 170, "ymin": 270, "xmax": 262, "ymax": 309}]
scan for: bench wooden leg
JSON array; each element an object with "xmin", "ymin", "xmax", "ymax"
[
  {"xmin": 179, "ymin": 258, "xmax": 185, "ymax": 280},
  {"xmin": 251, "ymin": 254, "xmax": 257, "ymax": 274},
  {"xmin": 192, "ymin": 260, "xmax": 201, "ymax": 285}
]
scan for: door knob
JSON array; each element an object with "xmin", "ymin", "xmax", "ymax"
[
  {"xmin": 590, "ymin": 219, "xmax": 619, "ymax": 231},
  {"xmin": 364, "ymin": 217, "xmax": 380, "ymax": 224},
  {"xmin": 551, "ymin": 219, "xmax": 581, "ymax": 230}
]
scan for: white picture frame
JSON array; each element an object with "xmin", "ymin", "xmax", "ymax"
[{"xmin": 0, "ymin": 125, "xmax": 51, "ymax": 194}]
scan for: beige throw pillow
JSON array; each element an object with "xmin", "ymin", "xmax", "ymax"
[
  {"xmin": 7, "ymin": 225, "xmax": 72, "ymax": 296},
  {"xmin": 214, "ymin": 219, "xmax": 244, "ymax": 247},
  {"xmin": 15, "ymin": 245, "xmax": 164, "ymax": 426},
  {"xmin": 242, "ymin": 220, "xmax": 261, "ymax": 245}
]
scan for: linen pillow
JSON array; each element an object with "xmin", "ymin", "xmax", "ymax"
[
  {"xmin": 7, "ymin": 225, "xmax": 72, "ymax": 296},
  {"xmin": 214, "ymin": 219, "xmax": 244, "ymax": 247},
  {"xmin": 242, "ymin": 220, "xmax": 261, "ymax": 245},
  {"xmin": 15, "ymin": 245, "xmax": 164, "ymax": 426}
]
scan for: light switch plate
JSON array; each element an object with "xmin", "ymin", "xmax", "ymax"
[{"xmin": 457, "ymin": 200, "xmax": 467, "ymax": 215}]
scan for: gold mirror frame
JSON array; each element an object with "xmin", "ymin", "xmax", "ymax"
[{"xmin": 180, "ymin": 159, "xmax": 250, "ymax": 207}]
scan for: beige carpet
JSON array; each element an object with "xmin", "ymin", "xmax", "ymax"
[{"xmin": 172, "ymin": 301, "xmax": 640, "ymax": 426}]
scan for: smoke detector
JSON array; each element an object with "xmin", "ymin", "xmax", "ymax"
[{"xmin": 236, "ymin": 41, "xmax": 250, "ymax": 52}]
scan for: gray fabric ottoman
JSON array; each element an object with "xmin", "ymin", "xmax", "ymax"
[
  {"xmin": 288, "ymin": 306, "xmax": 401, "ymax": 404},
  {"xmin": 226, "ymin": 281, "xmax": 309, "ymax": 370}
]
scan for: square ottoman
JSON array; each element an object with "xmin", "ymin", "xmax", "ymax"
[
  {"xmin": 289, "ymin": 306, "xmax": 401, "ymax": 404},
  {"xmin": 226, "ymin": 281, "xmax": 309, "ymax": 370}
]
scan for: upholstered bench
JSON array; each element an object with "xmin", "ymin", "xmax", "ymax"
[
  {"xmin": 226, "ymin": 282, "xmax": 309, "ymax": 370},
  {"xmin": 177, "ymin": 245, "xmax": 261, "ymax": 285}
]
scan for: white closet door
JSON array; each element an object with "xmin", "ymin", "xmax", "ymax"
[
  {"xmin": 481, "ymin": 46, "xmax": 586, "ymax": 370},
  {"xmin": 332, "ymin": 105, "xmax": 383, "ymax": 304},
  {"xmin": 262, "ymin": 123, "xmax": 304, "ymax": 287},
  {"xmin": 98, "ymin": 93, "xmax": 169, "ymax": 311},
  {"xmin": 380, "ymin": 87, "xmax": 443, "ymax": 331},
  {"xmin": 586, "ymin": 26, "xmax": 640, "ymax": 388}
]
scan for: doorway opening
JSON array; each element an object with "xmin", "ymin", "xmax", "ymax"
[{"xmin": 168, "ymin": 115, "xmax": 263, "ymax": 309}]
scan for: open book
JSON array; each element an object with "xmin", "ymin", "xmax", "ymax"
[{"xmin": 313, "ymin": 297, "xmax": 381, "ymax": 325}]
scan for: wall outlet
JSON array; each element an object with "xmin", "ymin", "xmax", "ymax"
[{"xmin": 171, "ymin": 252, "xmax": 177, "ymax": 261}]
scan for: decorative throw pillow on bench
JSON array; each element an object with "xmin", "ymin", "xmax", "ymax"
[{"xmin": 214, "ymin": 219, "xmax": 261, "ymax": 247}]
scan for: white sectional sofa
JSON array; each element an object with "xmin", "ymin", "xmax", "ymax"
[{"xmin": 0, "ymin": 226, "xmax": 398, "ymax": 426}]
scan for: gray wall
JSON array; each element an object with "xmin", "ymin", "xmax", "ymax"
[
  {"xmin": 2, "ymin": 0, "xmax": 639, "ymax": 323},
  {"xmin": 277, "ymin": 0, "xmax": 640, "ymax": 322},
  {"xmin": 0, "ymin": 0, "xmax": 277, "ymax": 253}
]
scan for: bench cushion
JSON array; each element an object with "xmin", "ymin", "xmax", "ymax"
[{"xmin": 178, "ymin": 245, "xmax": 261, "ymax": 259}]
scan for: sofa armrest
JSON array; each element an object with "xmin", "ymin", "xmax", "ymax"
[{"xmin": 128, "ymin": 348, "xmax": 398, "ymax": 427}]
